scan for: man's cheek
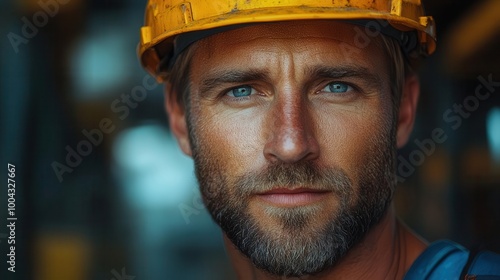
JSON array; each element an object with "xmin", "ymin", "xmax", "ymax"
[
  {"xmin": 206, "ymin": 117, "xmax": 263, "ymax": 162},
  {"xmin": 328, "ymin": 122, "xmax": 383, "ymax": 179}
]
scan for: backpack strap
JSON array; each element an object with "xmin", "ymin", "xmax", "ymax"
[
  {"xmin": 405, "ymin": 240, "xmax": 500, "ymax": 280},
  {"xmin": 404, "ymin": 240, "xmax": 469, "ymax": 280},
  {"xmin": 463, "ymin": 250, "xmax": 500, "ymax": 280}
]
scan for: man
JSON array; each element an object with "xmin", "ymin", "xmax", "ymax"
[{"xmin": 138, "ymin": 1, "xmax": 500, "ymax": 279}]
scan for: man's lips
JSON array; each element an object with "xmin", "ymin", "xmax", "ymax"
[{"xmin": 256, "ymin": 188, "xmax": 330, "ymax": 207}]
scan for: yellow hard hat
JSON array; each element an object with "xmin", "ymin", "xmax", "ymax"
[{"xmin": 138, "ymin": 0, "xmax": 437, "ymax": 82}]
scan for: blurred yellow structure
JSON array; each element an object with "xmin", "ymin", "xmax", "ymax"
[
  {"xmin": 445, "ymin": 0, "xmax": 500, "ymax": 76},
  {"xmin": 35, "ymin": 233, "xmax": 90, "ymax": 280}
]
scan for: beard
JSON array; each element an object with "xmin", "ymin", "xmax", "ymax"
[{"xmin": 188, "ymin": 120, "xmax": 397, "ymax": 277}]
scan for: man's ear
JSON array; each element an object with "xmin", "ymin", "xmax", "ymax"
[
  {"xmin": 165, "ymin": 84, "xmax": 192, "ymax": 157},
  {"xmin": 396, "ymin": 74, "xmax": 420, "ymax": 148}
]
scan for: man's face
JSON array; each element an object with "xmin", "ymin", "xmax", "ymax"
[{"xmin": 184, "ymin": 21, "xmax": 397, "ymax": 277}]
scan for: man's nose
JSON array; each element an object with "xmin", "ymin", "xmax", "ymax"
[{"xmin": 263, "ymin": 95, "xmax": 320, "ymax": 163}]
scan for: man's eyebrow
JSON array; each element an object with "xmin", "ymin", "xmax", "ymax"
[
  {"xmin": 198, "ymin": 69, "xmax": 269, "ymax": 94},
  {"xmin": 305, "ymin": 65, "xmax": 383, "ymax": 89}
]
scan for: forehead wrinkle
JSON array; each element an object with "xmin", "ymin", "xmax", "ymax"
[
  {"xmin": 203, "ymin": 36, "xmax": 359, "ymax": 58},
  {"xmin": 197, "ymin": 24, "xmax": 362, "ymax": 59}
]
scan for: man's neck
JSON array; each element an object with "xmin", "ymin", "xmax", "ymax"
[{"xmin": 223, "ymin": 206, "xmax": 427, "ymax": 280}]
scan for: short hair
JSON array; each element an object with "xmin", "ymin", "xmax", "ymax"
[{"xmin": 165, "ymin": 27, "xmax": 411, "ymax": 121}]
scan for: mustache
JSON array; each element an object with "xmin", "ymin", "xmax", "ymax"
[{"xmin": 232, "ymin": 162, "xmax": 353, "ymax": 196}]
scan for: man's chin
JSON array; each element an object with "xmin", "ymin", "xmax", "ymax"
[
  {"xmin": 229, "ymin": 219, "xmax": 342, "ymax": 277},
  {"xmin": 249, "ymin": 194, "xmax": 340, "ymax": 232},
  {"xmin": 219, "ymin": 207, "xmax": 342, "ymax": 276}
]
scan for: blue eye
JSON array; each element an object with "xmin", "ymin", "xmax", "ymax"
[
  {"xmin": 228, "ymin": 86, "xmax": 254, "ymax": 97},
  {"xmin": 323, "ymin": 82, "xmax": 350, "ymax": 94}
]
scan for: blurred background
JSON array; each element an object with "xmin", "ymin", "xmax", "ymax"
[{"xmin": 0, "ymin": 0, "xmax": 499, "ymax": 279}]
